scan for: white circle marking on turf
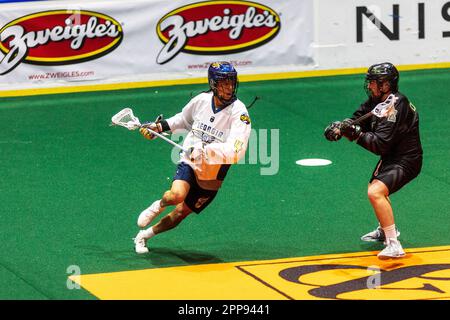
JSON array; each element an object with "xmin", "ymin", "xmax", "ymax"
[{"xmin": 296, "ymin": 159, "xmax": 332, "ymax": 166}]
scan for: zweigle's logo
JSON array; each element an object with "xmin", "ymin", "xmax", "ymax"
[
  {"xmin": 0, "ymin": 10, "xmax": 123, "ymax": 75},
  {"xmin": 156, "ymin": 1, "xmax": 280, "ymax": 64}
]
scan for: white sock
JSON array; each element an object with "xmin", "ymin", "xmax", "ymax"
[
  {"xmin": 382, "ymin": 224, "xmax": 397, "ymax": 241},
  {"xmin": 141, "ymin": 227, "xmax": 156, "ymax": 240}
]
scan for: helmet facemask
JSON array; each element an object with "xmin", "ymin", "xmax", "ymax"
[
  {"xmin": 364, "ymin": 62, "xmax": 399, "ymax": 98},
  {"xmin": 208, "ymin": 62, "xmax": 239, "ymax": 106},
  {"xmin": 210, "ymin": 76, "xmax": 238, "ymax": 106}
]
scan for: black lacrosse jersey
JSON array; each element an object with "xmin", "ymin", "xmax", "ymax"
[{"xmin": 351, "ymin": 92, "xmax": 423, "ymax": 170}]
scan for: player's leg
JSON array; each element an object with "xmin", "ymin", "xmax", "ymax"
[
  {"xmin": 134, "ymin": 162, "xmax": 218, "ymax": 254},
  {"xmin": 135, "ymin": 162, "xmax": 196, "ymax": 253},
  {"xmin": 366, "ymin": 160, "xmax": 413, "ymax": 258},
  {"xmin": 367, "ymin": 179, "xmax": 395, "ymax": 228},
  {"xmin": 361, "ymin": 193, "xmax": 399, "ymax": 241},
  {"xmin": 366, "ymin": 179, "xmax": 400, "ymax": 238},
  {"xmin": 161, "ymin": 180, "xmax": 190, "ymax": 207},
  {"xmin": 151, "ymin": 179, "xmax": 217, "ymax": 234},
  {"xmin": 152, "ymin": 202, "xmax": 192, "ymax": 234},
  {"xmin": 366, "ymin": 179, "xmax": 404, "ymax": 258},
  {"xmin": 365, "ymin": 161, "xmax": 417, "ymax": 240},
  {"xmin": 361, "ymin": 161, "xmax": 401, "ymax": 243},
  {"xmin": 134, "ymin": 201, "xmax": 192, "ymax": 254},
  {"xmin": 137, "ymin": 179, "xmax": 190, "ymax": 228}
]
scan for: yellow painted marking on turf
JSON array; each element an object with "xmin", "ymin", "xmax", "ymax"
[
  {"xmin": 69, "ymin": 245, "xmax": 450, "ymax": 300},
  {"xmin": 1, "ymin": 62, "xmax": 449, "ymax": 98},
  {"xmin": 70, "ymin": 262, "xmax": 285, "ymax": 300}
]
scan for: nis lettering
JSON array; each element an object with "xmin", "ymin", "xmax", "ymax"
[{"xmin": 357, "ymin": 2, "xmax": 450, "ymax": 42}]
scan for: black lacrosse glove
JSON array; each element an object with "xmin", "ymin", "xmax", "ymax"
[
  {"xmin": 340, "ymin": 118, "xmax": 362, "ymax": 142},
  {"xmin": 324, "ymin": 121, "xmax": 342, "ymax": 141}
]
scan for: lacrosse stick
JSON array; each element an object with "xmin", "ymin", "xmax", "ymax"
[
  {"xmin": 111, "ymin": 108, "xmax": 190, "ymax": 153},
  {"xmin": 350, "ymin": 94, "xmax": 397, "ymax": 125}
]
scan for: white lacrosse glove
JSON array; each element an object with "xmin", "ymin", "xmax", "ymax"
[
  {"xmin": 139, "ymin": 115, "xmax": 163, "ymax": 140},
  {"xmin": 139, "ymin": 123, "xmax": 160, "ymax": 140}
]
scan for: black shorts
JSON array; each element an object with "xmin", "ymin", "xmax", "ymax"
[
  {"xmin": 173, "ymin": 162, "xmax": 218, "ymax": 213},
  {"xmin": 369, "ymin": 159, "xmax": 421, "ymax": 194}
]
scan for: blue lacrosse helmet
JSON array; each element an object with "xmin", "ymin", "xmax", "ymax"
[{"xmin": 208, "ymin": 61, "xmax": 238, "ymax": 105}]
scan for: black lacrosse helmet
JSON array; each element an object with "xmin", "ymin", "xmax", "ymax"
[
  {"xmin": 208, "ymin": 61, "xmax": 238, "ymax": 106},
  {"xmin": 364, "ymin": 62, "xmax": 399, "ymax": 96}
]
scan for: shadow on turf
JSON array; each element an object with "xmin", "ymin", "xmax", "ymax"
[
  {"xmin": 146, "ymin": 247, "xmax": 224, "ymax": 266},
  {"xmin": 76, "ymin": 245, "xmax": 223, "ymax": 267}
]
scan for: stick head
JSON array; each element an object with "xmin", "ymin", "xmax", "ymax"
[
  {"xmin": 372, "ymin": 94, "xmax": 397, "ymax": 118},
  {"xmin": 111, "ymin": 108, "xmax": 141, "ymax": 130}
]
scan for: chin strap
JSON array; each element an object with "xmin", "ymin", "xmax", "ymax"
[{"xmin": 216, "ymin": 93, "xmax": 236, "ymax": 107}]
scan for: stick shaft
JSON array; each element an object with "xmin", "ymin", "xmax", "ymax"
[
  {"xmin": 145, "ymin": 128, "xmax": 189, "ymax": 153},
  {"xmin": 350, "ymin": 112, "xmax": 373, "ymax": 125}
]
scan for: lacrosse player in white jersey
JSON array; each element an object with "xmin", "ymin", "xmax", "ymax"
[{"xmin": 133, "ymin": 61, "xmax": 251, "ymax": 254}]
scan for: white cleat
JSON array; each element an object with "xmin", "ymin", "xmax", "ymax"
[
  {"xmin": 377, "ymin": 238, "xmax": 405, "ymax": 259},
  {"xmin": 361, "ymin": 226, "xmax": 400, "ymax": 244},
  {"xmin": 137, "ymin": 200, "xmax": 165, "ymax": 228},
  {"xmin": 134, "ymin": 230, "xmax": 149, "ymax": 254}
]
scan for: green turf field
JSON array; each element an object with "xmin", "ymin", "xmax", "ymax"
[{"xmin": 0, "ymin": 68, "xmax": 449, "ymax": 299}]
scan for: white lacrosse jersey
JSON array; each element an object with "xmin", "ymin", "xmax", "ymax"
[{"xmin": 166, "ymin": 91, "xmax": 251, "ymax": 190}]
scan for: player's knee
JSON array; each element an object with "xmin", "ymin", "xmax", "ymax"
[
  {"xmin": 367, "ymin": 187, "xmax": 383, "ymax": 202},
  {"xmin": 368, "ymin": 180, "xmax": 390, "ymax": 202},
  {"xmin": 163, "ymin": 190, "xmax": 185, "ymax": 205},
  {"xmin": 171, "ymin": 191, "xmax": 185, "ymax": 204}
]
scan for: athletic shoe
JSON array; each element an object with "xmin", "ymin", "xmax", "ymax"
[
  {"xmin": 134, "ymin": 230, "xmax": 149, "ymax": 254},
  {"xmin": 361, "ymin": 226, "xmax": 400, "ymax": 243},
  {"xmin": 137, "ymin": 200, "xmax": 165, "ymax": 228},
  {"xmin": 377, "ymin": 238, "xmax": 405, "ymax": 259}
]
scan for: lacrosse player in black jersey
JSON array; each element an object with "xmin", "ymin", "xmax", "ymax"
[{"xmin": 324, "ymin": 62, "xmax": 423, "ymax": 259}]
